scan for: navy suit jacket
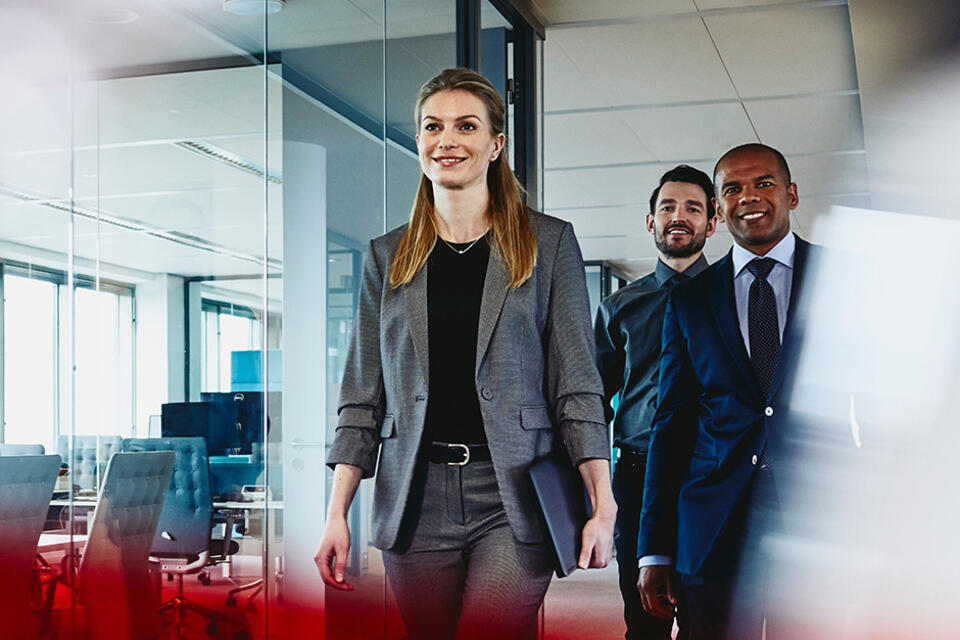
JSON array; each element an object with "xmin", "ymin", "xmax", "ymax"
[{"xmin": 639, "ymin": 235, "xmax": 815, "ymax": 576}]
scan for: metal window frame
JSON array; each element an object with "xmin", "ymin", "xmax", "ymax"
[
  {"xmin": 461, "ymin": 0, "xmax": 545, "ymax": 199},
  {"xmin": 0, "ymin": 261, "xmax": 135, "ymax": 445}
]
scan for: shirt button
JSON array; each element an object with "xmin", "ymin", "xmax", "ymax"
[
  {"xmin": 765, "ymin": 406, "xmax": 774, "ymax": 417},
  {"xmin": 481, "ymin": 387, "xmax": 494, "ymax": 400},
  {"xmin": 752, "ymin": 454, "xmax": 759, "ymax": 465}
]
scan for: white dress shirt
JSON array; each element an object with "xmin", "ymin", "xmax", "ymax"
[{"xmin": 732, "ymin": 232, "xmax": 795, "ymax": 356}]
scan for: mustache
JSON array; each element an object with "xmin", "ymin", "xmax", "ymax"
[{"xmin": 664, "ymin": 221, "xmax": 694, "ymax": 234}]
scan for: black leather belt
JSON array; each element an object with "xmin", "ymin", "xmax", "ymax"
[
  {"xmin": 427, "ymin": 442, "xmax": 491, "ymax": 466},
  {"xmin": 617, "ymin": 447, "xmax": 648, "ymax": 462}
]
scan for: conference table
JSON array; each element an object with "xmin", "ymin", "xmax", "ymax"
[{"xmin": 37, "ymin": 533, "xmax": 87, "ymax": 553}]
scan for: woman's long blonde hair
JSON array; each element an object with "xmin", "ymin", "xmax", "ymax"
[{"xmin": 388, "ymin": 68, "xmax": 537, "ymax": 289}]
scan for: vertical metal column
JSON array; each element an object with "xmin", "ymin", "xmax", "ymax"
[{"xmin": 457, "ymin": 0, "xmax": 482, "ymax": 70}]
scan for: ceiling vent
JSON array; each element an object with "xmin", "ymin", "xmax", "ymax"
[{"xmin": 173, "ymin": 140, "xmax": 282, "ymax": 185}]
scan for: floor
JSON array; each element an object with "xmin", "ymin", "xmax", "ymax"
[{"xmin": 42, "ymin": 555, "xmax": 640, "ymax": 639}]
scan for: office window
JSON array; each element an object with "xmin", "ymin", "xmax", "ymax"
[
  {"xmin": 75, "ymin": 287, "xmax": 134, "ymax": 438},
  {"xmin": 2, "ymin": 269, "xmax": 134, "ymax": 451},
  {"xmin": 3, "ymin": 275, "xmax": 57, "ymax": 450},
  {"xmin": 200, "ymin": 300, "xmax": 261, "ymax": 393}
]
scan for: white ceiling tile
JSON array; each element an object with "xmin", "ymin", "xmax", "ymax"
[
  {"xmin": 794, "ymin": 194, "xmax": 874, "ymax": 236},
  {"xmin": 545, "ymin": 164, "xmax": 671, "ymax": 210},
  {"xmin": 705, "ymin": 4, "xmax": 858, "ymax": 97},
  {"xmin": 544, "ymin": 112, "xmax": 656, "ymax": 168},
  {"xmin": 549, "ymin": 19, "xmax": 739, "ymax": 107},
  {"xmin": 543, "ymin": 38, "xmax": 610, "ymax": 111},
  {"xmin": 695, "ymin": 0, "xmax": 798, "ymax": 10},
  {"xmin": 618, "ymin": 102, "xmax": 756, "ymax": 161},
  {"xmin": 745, "ymin": 93, "xmax": 864, "ymax": 155},
  {"xmin": 540, "ymin": 0, "xmax": 696, "ymax": 24},
  {"xmin": 565, "ymin": 205, "xmax": 649, "ymax": 239},
  {"xmin": 786, "ymin": 153, "xmax": 870, "ymax": 202}
]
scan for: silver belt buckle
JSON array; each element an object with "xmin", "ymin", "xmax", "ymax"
[{"xmin": 447, "ymin": 443, "xmax": 470, "ymax": 466}]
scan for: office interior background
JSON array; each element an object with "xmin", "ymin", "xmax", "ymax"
[{"xmin": 1, "ymin": 0, "xmax": 958, "ymax": 638}]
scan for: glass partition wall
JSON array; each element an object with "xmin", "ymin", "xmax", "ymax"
[{"xmin": 1, "ymin": 1, "xmax": 542, "ymax": 638}]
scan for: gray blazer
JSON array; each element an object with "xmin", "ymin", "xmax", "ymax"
[{"xmin": 327, "ymin": 211, "xmax": 609, "ymax": 549}]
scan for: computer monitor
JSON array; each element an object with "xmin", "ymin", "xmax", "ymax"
[
  {"xmin": 200, "ymin": 392, "xmax": 269, "ymax": 455},
  {"xmin": 160, "ymin": 401, "xmax": 244, "ymax": 456}
]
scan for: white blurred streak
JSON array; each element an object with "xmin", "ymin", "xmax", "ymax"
[
  {"xmin": 767, "ymin": 208, "xmax": 960, "ymax": 631},
  {"xmin": 761, "ymin": 26, "xmax": 960, "ymax": 630}
]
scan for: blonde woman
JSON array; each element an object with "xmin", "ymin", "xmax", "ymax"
[{"xmin": 315, "ymin": 68, "xmax": 615, "ymax": 640}]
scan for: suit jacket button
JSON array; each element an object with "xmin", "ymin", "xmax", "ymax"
[
  {"xmin": 752, "ymin": 454, "xmax": 759, "ymax": 465},
  {"xmin": 764, "ymin": 406, "xmax": 774, "ymax": 417},
  {"xmin": 481, "ymin": 387, "xmax": 494, "ymax": 400}
]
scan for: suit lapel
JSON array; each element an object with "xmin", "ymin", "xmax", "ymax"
[
  {"xmin": 475, "ymin": 251, "xmax": 511, "ymax": 376},
  {"xmin": 710, "ymin": 252, "xmax": 761, "ymax": 399},
  {"xmin": 768, "ymin": 235, "xmax": 810, "ymax": 400},
  {"xmin": 404, "ymin": 264, "xmax": 429, "ymax": 380}
]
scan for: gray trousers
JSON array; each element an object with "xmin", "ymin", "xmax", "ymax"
[{"xmin": 382, "ymin": 459, "xmax": 554, "ymax": 640}]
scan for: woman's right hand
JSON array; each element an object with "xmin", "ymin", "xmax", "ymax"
[{"xmin": 315, "ymin": 515, "xmax": 354, "ymax": 591}]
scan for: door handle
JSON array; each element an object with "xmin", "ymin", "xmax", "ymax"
[{"xmin": 291, "ymin": 438, "xmax": 325, "ymax": 449}]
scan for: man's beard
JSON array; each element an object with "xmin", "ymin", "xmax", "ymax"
[{"xmin": 655, "ymin": 225, "xmax": 707, "ymax": 258}]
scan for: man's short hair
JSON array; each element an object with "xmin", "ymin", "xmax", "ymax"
[
  {"xmin": 649, "ymin": 165, "xmax": 717, "ymax": 220},
  {"xmin": 713, "ymin": 143, "xmax": 791, "ymax": 187}
]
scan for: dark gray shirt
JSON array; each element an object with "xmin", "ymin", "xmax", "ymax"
[{"xmin": 594, "ymin": 255, "xmax": 709, "ymax": 452}]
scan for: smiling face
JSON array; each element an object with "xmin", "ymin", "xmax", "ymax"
[
  {"xmin": 647, "ymin": 180, "xmax": 717, "ymax": 259},
  {"xmin": 714, "ymin": 148, "xmax": 798, "ymax": 255},
  {"xmin": 416, "ymin": 89, "xmax": 505, "ymax": 192}
]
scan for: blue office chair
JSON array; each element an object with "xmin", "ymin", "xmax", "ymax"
[
  {"xmin": 57, "ymin": 435, "xmax": 122, "ymax": 491},
  {"xmin": 122, "ymin": 437, "xmax": 244, "ymax": 638},
  {"xmin": 0, "ymin": 443, "xmax": 46, "ymax": 455},
  {"xmin": 0, "ymin": 454, "xmax": 61, "ymax": 639},
  {"xmin": 75, "ymin": 450, "xmax": 175, "ymax": 640}
]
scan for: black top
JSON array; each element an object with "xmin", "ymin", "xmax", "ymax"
[
  {"xmin": 594, "ymin": 255, "xmax": 709, "ymax": 453},
  {"xmin": 424, "ymin": 235, "xmax": 490, "ymax": 444}
]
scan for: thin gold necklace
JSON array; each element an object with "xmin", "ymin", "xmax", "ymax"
[{"xmin": 440, "ymin": 233, "xmax": 486, "ymax": 255}]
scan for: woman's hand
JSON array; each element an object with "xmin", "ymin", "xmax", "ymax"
[
  {"xmin": 578, "ymin": 504, "xmax": 616, "ymax": 569},
  {"xmin": 315, "ymin": 515, "xmax": 354, "ymax": 590},
  {"xmin": 576, "ymin": 457, "xmax": 617, "ymax": 569}
]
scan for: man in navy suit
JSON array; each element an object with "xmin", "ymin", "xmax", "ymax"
[{"xmin": 637, "ymin": 143, "xmax": 813, "ymax": 639}]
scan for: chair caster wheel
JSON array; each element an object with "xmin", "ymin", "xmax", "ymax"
[
  {"xmin": 226, "ymin": 596, "xmax": 237, "ymax": 607},
  {"xmin": 206, "ymin": 622, "xmax": 218, "ymax": 636},
  {"xmin": 198, "ymin": 571, "xmax": 211, "ymax": 585}
]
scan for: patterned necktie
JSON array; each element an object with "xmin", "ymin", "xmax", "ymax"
[{"xmin": 747, "ymin": 258, "xmax": 779, "ymax": 397}]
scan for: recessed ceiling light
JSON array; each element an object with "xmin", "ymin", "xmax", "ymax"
[
  {"xmin": 223, "ymin": 0, "xmax": 286, "ymax": 15},
  {"xmin": 81, "ymin": 6, "xmax": 140, "ymax": 24}
]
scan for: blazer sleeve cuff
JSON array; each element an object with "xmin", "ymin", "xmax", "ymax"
[
  {"xmin": 337, "ymin": 405, "xmax": 378, "ymax": 429},
  {"xmin": 327, "ymin": 426, "xmax": 378, "ymax": 478},
  {"xmin": 560, "ymin": 419, "xmax": 611, "ymax": 465},
  {"xmin": 555, "ymin": 392, "xmax": 606, "ymax": 425}
]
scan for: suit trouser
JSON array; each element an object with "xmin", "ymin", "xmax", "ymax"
[
  {"xmin": 382, "ymin": 458, "xmax": 554, "ymax": 640},
  {"xmin": 680, "ymin": 466, "xmax": 782, "ymax": 640},
  {"xmin": 614, "ymin": 449, "xmax": 685, "ymax": 640}
]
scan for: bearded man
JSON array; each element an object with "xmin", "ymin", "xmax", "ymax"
[{"xmin": 595, "ymin": 164, "xmax": 718, "ymax": 640}]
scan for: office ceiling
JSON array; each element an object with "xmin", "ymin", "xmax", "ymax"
[
  {"xmin": 533, "ymin": 0, "xmax": 870, "ymax": 278},
  {"xmin": 0, "ymin": 0, "xmax": 936, "ymax": 287}
]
